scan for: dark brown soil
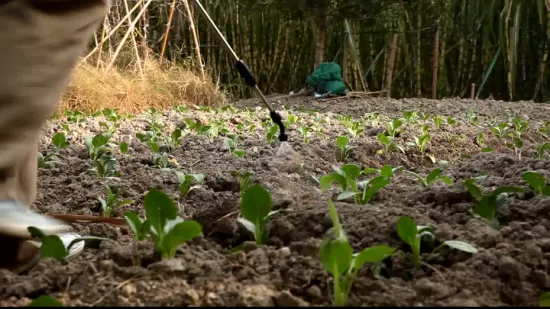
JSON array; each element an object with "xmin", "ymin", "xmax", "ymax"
[{"xmin": 1, "ymin": 97, "xmax": 549, "ymax": 306}]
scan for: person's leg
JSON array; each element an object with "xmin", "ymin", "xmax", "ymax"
[{"xmin": 0, "ymin": 0, "xmax": 108, "ymax": 271}]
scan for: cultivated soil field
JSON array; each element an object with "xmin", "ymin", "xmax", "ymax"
[{"xmin": 2, "ymin": 97, "xmax": 550, "ymax": 306}]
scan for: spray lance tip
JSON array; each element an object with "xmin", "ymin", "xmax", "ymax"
[{"xmin": 269, "ymin": 110, "xmax": 288, "ymax": 142}]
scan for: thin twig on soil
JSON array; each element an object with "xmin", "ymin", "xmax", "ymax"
[
  {"xmin": 420, "ymin": 261, "xmax": 446, "ymax": 283},
  {"xmin": 89, "ymin": 276, "xmax": 139, "ymax": 307},
  {"xmin": 50, "ymin": 214, "xmax": 127, "ymax": 226}
]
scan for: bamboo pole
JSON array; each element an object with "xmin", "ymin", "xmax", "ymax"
[
  {"xmin": 344, "ymin": 19, "xmax": 368, "ymax": 91},
  {"xmin": 184, "ymin": 0, "xmax": 206, "ymax": 80},
  {"xmin": 159, "ymin": 0, "xmax": 177, "ymax": 66},
  {"xmin": 386, "ymin": 34, "xmax": 399, "ymax": 97},
  {"xmin": 123, "ymin": 0, "xmax": 144, "ymax": 78},
  {"xmin": 432, "ymin": 22, "xmax": 440, "ymax": 99},
  {"xmin": 107, "ymin": 0, "xmax": 154, "ymax": 70}
]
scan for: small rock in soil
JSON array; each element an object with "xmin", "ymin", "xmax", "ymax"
[
  {"xmin": 274, "ymin": 291, "xmax": 309, "ymax": 307},
  {"xmin": 414, "ymin": 278, "xmax": 448, "ymax": 298},
  {"xmin": 525, "ymin": 243, "xmax": 543, "ymax": 260},
  {"xmin": 498, "ymin": 256, "xmax": 523, "ymax": 281},
  {"xmin": 532, "ymin": 270, "xmax": 549, "ymax": 289},
  {"xmin": 446, "ymin": 298, "xmax": 480, "ymax": 307},
  {"xmin": 147, "ymin": 259, "xmax": 185, "ymax": 273},
  {"xmin": 306, "ymin": 285, "xmax": 323, "ymax": 299},
  {"xmin": 242, "ymin": 241, "xmax": 258, "ymax": 253},
  {"xmin": 183, "ymin": 289, "xmax": 200, "ymax": 305}
]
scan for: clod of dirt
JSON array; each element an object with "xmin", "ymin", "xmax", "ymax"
[
  {"xmin": 274, "ymin": 290, "xmax": 309, "ymax": 307},
  {"xmin": 147, "ymin": 259, "xmax": 185, "ymax": 273},
  {"xmin": 414, "ymin": 278, "xmax": 449, "ymax": 298}
]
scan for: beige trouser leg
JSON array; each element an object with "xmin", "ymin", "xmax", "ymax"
[{"xmin": 0, "ymin": 0, "xmax": 108, "ymax": 239}]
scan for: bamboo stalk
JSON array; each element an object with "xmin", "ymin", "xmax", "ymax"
[
  {"xmin": 183, "ymin": 0, "xmax": 206, "ymax": 80},
  {"xmin": 106, "ymin": 0, "xmax": 154, "ymax": 70},
  {"xmin": 386, "ymin": 34, "xmax": 399, "ymax": 97},
  {"xmin": 159, "ymin": 0, "xmax": 177, "ymax": 66},
  {"xmin": 344, "ymin": 19, "xmax": 368, "ymax": 91},
  {"xmin": 432, "ymin": 22, "xmax": 440, "ymax": 99}
]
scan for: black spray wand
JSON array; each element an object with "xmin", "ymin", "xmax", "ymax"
[{"xmin": 192, "ymin": 0, "xmax": 287, "ymax": 142}]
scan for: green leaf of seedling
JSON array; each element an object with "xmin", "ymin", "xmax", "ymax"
[
  {"xmin": 319, "ymin": 238, "xmax": 353, "ymax": 277},
  {"xmin": 320, "ymin": 174, "xmax": 347, "ymax": 191},
  {"xmin": 337, "ymin": 190, "xmax": 358, "ymax": 201},
  {"xmin": 380, "ymin": 165, "xmax": 393, "ymax": 178},
  {"xmin": 119, "ymin": 141, "xmax": 129, "ymax": 153},
  {"xmin": 240, "ymin": 185, "xmax": 272, "ymax": 244},
  {"xmin": 124, "ymin": 212, "xmax": 149, "ymax": 240},
  {"xmin": 360, "ymin": 176, "xmax": 390, "ymax": 204},
  {"xmin": 337, "ymin": 136, "xmax": 349, "ymax": 151},
  {"xmin": 52, "ymin": 133, "xmax": 69, "ymax": 149},
  {"xmin": 363, "ymin": 168, "xmax": 379, "ymax": 175},
  {"xmin": 160, "ymin": 220, "xmax": 202, "ymax": 259},
  {"xmin": 341, "ymin": 164, "xmax": 362, "ymax": 179},
  {"xmin": 540, "ymin": 292, "xmax": 550, "ymax": 307},
  {"xmin": 396, "ymin": 216, "xmax": 417, "ymax": 248},
  {"xmin": 233, "ymin": 149, "xmax": 246, "ymax": 157},
  {"xmin": 353, "ymin": 245, "xmax": 395, "ymax": 270},
  {"xmin": 426, "ymin": 168, "xmax": 442, "ymax": 184},
  {"xmin": 464, "ymin": 179, "xmax": 483, "ymax": 201},
  {"xmin": 237, "ymin": 218, "xmax": 256, "ymax": 235},
  {"xmin": 144, "ymin": 189, "xmax": 178, "ymax": 237},
  {"xmin": 443, "ymin": 240, "xmax": 478, "ymax": 254},
  {"xmin": 27, "ymin": 227, "xmax": 67, "ymax": 261},
  {"xmin": 438, "ymin": 176, "xmax": 454, "ymax": 185},
  {"xmin": 327, "ymin": 199, "xmax": 345, "ymax": 241},
  {"xmin": 28, "ymin": 295, "xmax": 64, "ymax": 307},
  {"xmin": 521, "ymin": 172, "xmax": 546, "ymax": 195},
  {"xmin": 492, "ymin": 186, "xmax": 525, "ymax": 196}
]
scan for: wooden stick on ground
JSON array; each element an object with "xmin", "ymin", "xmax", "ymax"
[{"xmin": 50, "ymin": 214, "xmax": 127, "ymax": 226}]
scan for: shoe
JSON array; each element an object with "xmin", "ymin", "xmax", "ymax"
[
  {"xmin": 8, "ymin": 232, "xmax": 86, "ymax": 275},
  {"xmin": 0, "ymin": 199, "xmax": 72, "ymax": 239}
]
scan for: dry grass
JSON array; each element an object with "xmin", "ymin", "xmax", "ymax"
[{"xmin": 59, "ymin": 58, "xmax": 227, "ymax": 114}]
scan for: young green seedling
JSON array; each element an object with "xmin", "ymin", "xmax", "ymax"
[
  {"xmin": 320, "ymin": 199, "xmax": 395, "ymax": 306},
  {"xmin": 403, "ymin": 111, "xmax": 419, "ymax": 124},
  {"xmin": 175, "ymin": 171, "xmax": 205, "ymax": 197},
  {"xmin": 385, "ymin": 118, "xmax": 403, "ymax": 137},
  {"xmin": 232, "ymin": 170, "xmax": 253, "ymax": 195},
  {"xmin": 99, "ymin": 121, "xmax": 120, "ymax": 136},
  {"xmin": 491, "ymin": 122, "xmax": 509, "ymax": 140},
  {"xmin": 466, "ymin": 110, "xmax": 478, "ymax": 126},
  {"xmin": 28, "ymin": 295, "xmax": 64, "ymax": 307},
  {"xmin": 446, "ymin": 116, "xmax": 457, "ymax": 126},
  {"xmin": 511, "ymin": 116, "xmax": 529, "ymax": 138},
  {"xmin": 336, "ymin": 136, "xmax": 353, "ymax": 161},
  {"xmin": 52, "ymin": 132, "xmax": 70, "ymax": 150},
  {"xmin": 464, "ymin": 179, "xmax": 524, "ymax": 229},
  {"xmin": 98, "ymin": 185, "xmax": 133, "ymax": 218},
  {"xmin": 377, "ymin": 133, "xmax": 405, "ymax": 156},
  {"xmin": 298, "ymin": 126, "xmax": 312, "ymax": 144},
  {"xmin": 37, "ymin": 152, "xmax": 60, "ymax": 169},
  {"xmin": 535, "ymin": 142, "xmax": 550, "ymax": 159},
  {"xmin": 433, "ymin": 115, "xmax": 444, "ymax": 129},
  {"xmin": 27, "ymin": 227, "xmax": 105, "ymax": 264},
  {"xmin": 396, "ymin": 216, "xmax": 477, "ymax": 269},
  {"xmin": 408, "ymin": 129, "xmax": 431, "ymax": 155},
  {"xmin": 124, "ymin": 189, "xmax": 202, "ymax": 259},
  {"xmin": 406, "ymin": 168, "xmax": 453, "ymax": 187},
  {"xmin": 224, "ymin": 136, "xmax": 246, "ymax": 158},
  {"xmin": 84, "ymin": 133, "xmax": 111, "ymax": 160},
  {"xmin": 237, "ymin": 185, "xmax": 279, "ymax": 245},
  {"xmin": 93, "ymin": 153, "xmax": 119, "ymax": 178},
  {"xmin": 119, "ymin": 141, "xmax": 129, "ymax": 154},
  {"xmin": 521, "ymin": 171, "xmax": 550, "ymax": 196},
  {"xmin": 354, "ymin": 165, "xmax": 400, "ymax": 204},
  {"xmin": 320, "ymin": 164, "xmax": 363, "ymax": 201},
  {"xmin": 168, "ymin": 128, "xmax": 182, "ymax": 151},
  {"xmin": 65, "ymin": 110, "xmax": 86, "ymax": 124},
  {"xmin": 266, "ymin": 125, "xmax": 279, "ymax": 143},
  {"xmin": 345, "ymin": 121, "xmax": 364, "ymax": 138}
]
